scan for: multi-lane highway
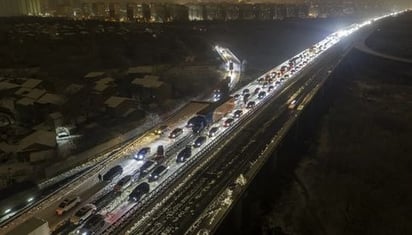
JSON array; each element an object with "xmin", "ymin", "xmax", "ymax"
[
  {"xmin": 2, "ymin": 9, "xmax": 409, "ymax": 235},
  {"xmin": 118, "ymin": 26, "xmax": 355, "ymax": 235}
]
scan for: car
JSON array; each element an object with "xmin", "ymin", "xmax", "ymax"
[
  {"xmin": 102, "ymin": 165, "xmax": 123, "ymax": 182},
  {"xmin": 70, "ymin": 204, "xmax": 96, "ymax": 225},
  {"xmin": 154, "ymin": 125, "xmax": 168, "ymax": 135},
  {"xmin": 213, "ymin": 89, "xmax": 222, "ymax": 101},
  {"xmin": 288, "ymin": 99, "xmax": 297, "ymax": 109},
  {"xmin": 247, "ymin": 101, "xmax": 256, "ymax": 109},
  {"xmin": 275, "ymin": 81, "xmax": 281, "ymax": 85},
  {"xmin": 78, "ymin": 214, "xmax": 105, "ymax": 235},
  {"xmin": 233, "ymin": 110, "xmax": 243, "ymax": 118},
  {"xmin": 254, "ymin": 87, "xmax": 260, "ymax": 95},
  {"xmin": 208, "ymin": 127, "xmax": 219, "ymax": 137},
  {"xmin": 268, "ymin": 85, "xmax": 275, "ymax": 92},
  {"xmin": 139, "ymin": 160, "xmax": 156, "ymax": 178},
  {"xmin": 242, "ymin": 89, "xmax": 250, "ymax": 95},
  {"xmin": 234, "ymin": 94, "xmax": 241, "ymax": 100},
  {"xmin": 148, "ymin": 165, "xmax": 168, "ymax": 182},
  {"xmin": 258, "ymin": 91, "xmax": 266, "ymax": 99},
  {"xmin": 114, "ymin": 175, "xmax": 132, "ymax": 192},
  {"xmin": 176, "ymin": 146, "xmax": 192, "ymax": 163},
  {"xmin": 169, "ymin": 128, "xmax": 183, "ymax": 139},
  {"xmin": 129, "ymin": 182, "xmax": 150, "ymax": 202},
  {"xmin": 56, "ymin": 196, "xmax": 80, "ymax": 215},
  {"xmin": 284, "ymin": 74, "xmax": 290, "ymax": 78},
  {"xmin": 224, "ymin": 118, "xmax": 235, "ymax": 127},
  {"xmin": 57, "ymin": 132, "xmax": 69, "ymax": 139},
  {"xmin": 194, "ymin": 136, "xmax": 207, "ymax": 148},
  {"xmin": 135, "ymin": 147, "xmax": 151, "ymax": 160},
  {"xmin": 262, "ymin": 82, "xmax": 268, "ymax": 88}
]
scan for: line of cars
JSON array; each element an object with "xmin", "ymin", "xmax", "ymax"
[
  {"xmin": 54, "ymin": 41, "xmax": 321, "ymax": 235},
  {"xmin": 63, "ymin": 30, "xmax": 338, "ymax": 234}
]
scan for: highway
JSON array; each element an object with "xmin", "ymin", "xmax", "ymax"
[
  {"xmin": 2, "ymin": 9, "xmax": 409, "ymax": 235},
  {"xmin": 119, "ymin": 29, "xmax": 352, "ymax": 235}
]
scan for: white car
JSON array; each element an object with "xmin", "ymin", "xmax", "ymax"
[
  {"xmin": 70, "ymin": 204, "xmax": 96, "ymax": 225},
  {"xmin": 56, "ymin": 196, "xmax": 80, "ymax": 216}
]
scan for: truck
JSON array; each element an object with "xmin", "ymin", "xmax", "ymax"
[
  {"xmin": 187, "ymin": 96, "xmax": 235, "ymax": 133},
  {"xmin": 153, "ymin": 145, "xmax": 165, "ymax": 162},
  {"xmin": 102, "ymin": 165, "xmax": 123, "ymax": 182},
  {"xmin": 176, "ymin": 146, "xmax": 192, "ymax": 163}
]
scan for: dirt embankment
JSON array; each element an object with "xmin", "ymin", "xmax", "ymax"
[
  {"xmin": 366, "ymin": 12, "xmax": 412, "ymax": 60},
  {"xmin": 262, "ymin": 45, "xmax": 412, "ymax": 235}
]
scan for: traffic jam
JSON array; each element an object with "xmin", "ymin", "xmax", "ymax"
[{"xmin": 50, "ymin": 12, "xmax": 403, "ymax": 235}]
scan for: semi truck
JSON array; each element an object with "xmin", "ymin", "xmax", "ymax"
[{"xmin": 187, "ymin": 96, "xmax": 235, "ymax": 133}]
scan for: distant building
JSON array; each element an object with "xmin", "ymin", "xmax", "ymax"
[
  {"xmin": 127, "ymin": 66, "xmax": 154, "ymax": 78},
  {"xmin": 36, "ymin": 93, "xmax": 65, "ymax": 106},
  {"xmin": 239, "ymin": 4, "xmax": 256, "ymax": 20},
  {"xmin": 0, "ymin": 129, "xmax": 57, "ymax": 164},
  {"xmin": 167, "ymin": 4, "xmax": 188, "ymax": 22},
  {"xmin": 93, "ymin": 77, "xmax": 115, "ymax": 95},
  {"xmin": 205, "ymin": 4, "xmax": 225, "ymax": 21},
  {"xmin": 187, "ymin": 4, "xmax": 206, "ymax": 21},
  {"xmin": 131, "ymin": 75, "xmax": 171, "ymax": 102},
  {"xmin": 150, "ymin": 3, "xmax": 168, "ymax": 22},
  {"xmin": 0, "ymin": 0, "xmax": 42, "ymax": 17},
  {"xmin": 0, "ymin": 81, "xmax": 20, "ymax": 92},
  {"xmin": 225, "ymin": 4, "xmax": 240, "ymax": 20},
  {"xmin": 308, "ymin": 3, "xmax": 320, "ymax": 18},
  {"xmin": 285, "ymin": 4, "xmax": 299, "ymax": 18},
  {"xmin": 108, "ymin": 2, "xmax": 122, "ymax": 20},
  {"xmin": 64, "ymin": 83, "xmax": 84, "ymax": 95},
  {"xmin": 298, "ymin": 4, "xmax": 310, "ymax": 18},
  {"xmin": 104, "ymin": 96, "xmax": 137, "ymax": 117},
  {"xmin": 80, "ymin": 2, "xmax": 93, "ymax": 18},
  {"xmin": 21, "ymin": 79, "xmax": 42, "ymax": 89},
  {"xmin": 15, "ymin": 88, "xmax": 46, "ymax": 100},
  {"xmin": 84, "ymin": 71, "xmax": 105, "ymax": 80},
  {"xmin": 256, "ymin": 4, "xmax": 272, "ymax": 20},
  {"xmin": 129, "ymin": 3, "xmax": 150, "ymax": 22},
  {"xmin": 91, "ymin": 2, "xmax": 106, "ymax": 18}
]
